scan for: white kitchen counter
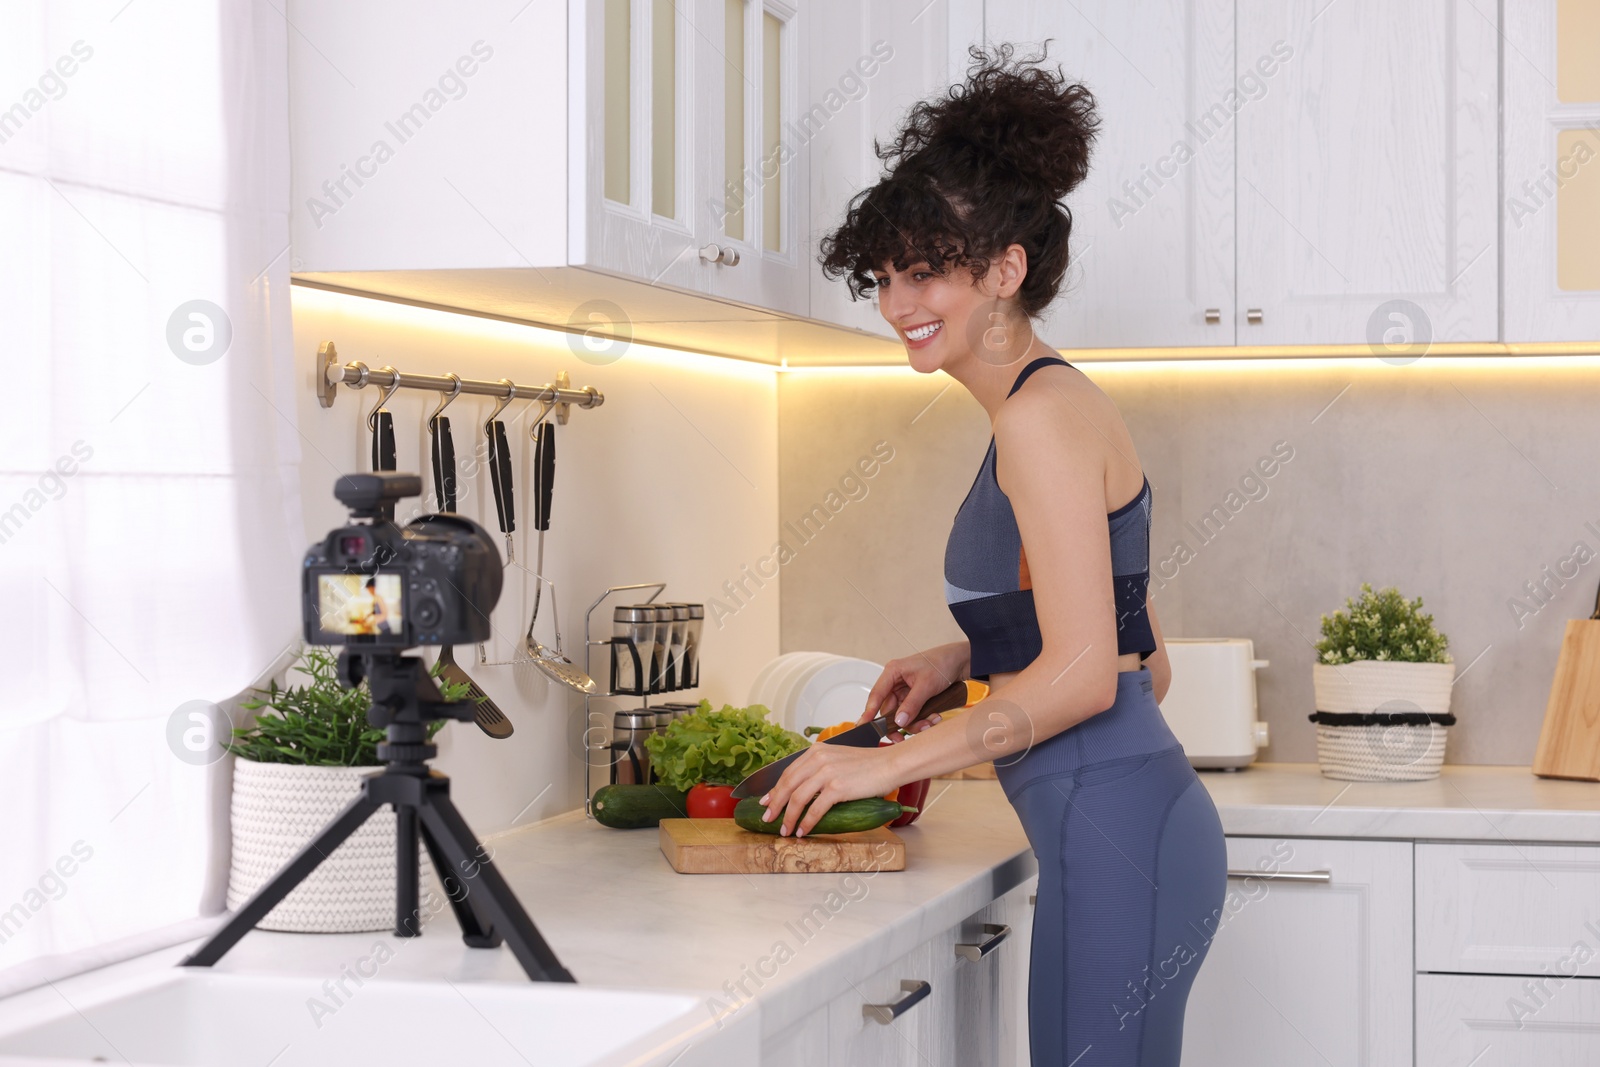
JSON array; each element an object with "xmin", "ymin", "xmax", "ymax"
[
  {"xmin": 1201, "ymin": 761, "xmax": 1600, "ymax": 843},
  {"xmin": 10, "ymin": 763, "xmax": 1598, "ymax": 1057}
]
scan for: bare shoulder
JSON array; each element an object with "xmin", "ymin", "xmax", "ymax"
[
  {"xmin": 993, "ymin": 361, "xmax": 1143, "ymax": 500},
  {"xmin": 993, "ymin": 361, "xmax": 1114, "ymax": 449}
]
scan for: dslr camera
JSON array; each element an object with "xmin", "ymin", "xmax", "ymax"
[{"xmin": 303, "ymin": 473, "xmax": 502, "ymax": 648}]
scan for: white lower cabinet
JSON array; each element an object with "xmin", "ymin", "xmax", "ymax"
[
  {"xmin": 826, "ymin": 940, "xmax": 936, "ymax": 1065},
  {"xmin": 924, "ymin": 880, "xmax": 1035, "ymax": 1067},
  {"xmin": 778, "ymin": 876, "xmax": 1035, "ymax": 1067},
  {"xmin": 1180, "ymin": 836, "xmax": 1414, "ymax": 1067},
  {"xmin": 762, "ymin": 1004, "xmax": 830, "ymax": 1067},
  {"xmin": 1417, "ymin": 973, "xmax": 1600, "ymax": 1067}
]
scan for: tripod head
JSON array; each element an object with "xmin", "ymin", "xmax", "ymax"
[{"xmin": 337, "ymin": 650, "xmax": 478, "ymax": 772}]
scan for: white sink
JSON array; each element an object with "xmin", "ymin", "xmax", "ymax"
[{"xmin": 0, "ymin": 970, "xmax": 756, "ymax": 1067}]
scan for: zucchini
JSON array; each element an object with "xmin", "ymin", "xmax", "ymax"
[
  {"xmin": 733, "ymin": 796, "xmax": 909, "ymax": 836},
  {"xmin": 591, "ymin": 784, "xmax": 689, "ymax": 829}
]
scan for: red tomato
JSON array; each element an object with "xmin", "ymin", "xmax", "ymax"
[
  {"xmin": 687, "ymin": 782, "xmax": 738, "ymax": 819},
  {"xmin": 890, "ymin": 777, "xmax": 932, "ymax": 827}
]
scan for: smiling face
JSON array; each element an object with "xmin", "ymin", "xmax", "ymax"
[{"xmin": 874, "ymin": 245, "xmax": 1031, "ymax": 375}]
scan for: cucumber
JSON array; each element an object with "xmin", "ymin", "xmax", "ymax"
[
  {"xmin": 591, "ymin": 784, "xmax": 689, "ymax": 829},
  {"xmin": 734, "ymin": 796, "xmax": 908, "ymax": 836}
]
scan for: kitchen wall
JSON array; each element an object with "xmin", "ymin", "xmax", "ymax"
[
  {"xmin": 777, "ymin": 357, "xmax": 1600, "ymax": 766},
  {"xmin": 290, "ymin": 287, "xmax": 781, "ymax": 833}
]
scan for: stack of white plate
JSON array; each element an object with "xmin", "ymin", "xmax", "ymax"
[{"xmin": 747, "ymin": 653, "xmax": 885, "ymax": 737}]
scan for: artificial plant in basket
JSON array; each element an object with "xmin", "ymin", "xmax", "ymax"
[
  {"xmin": 1310, "ymin": 584, "xmax": 1456, "ymax": 782},
  {"xmin": 224, "ymin": 648, "xmax": 478, "ymax": 932}
]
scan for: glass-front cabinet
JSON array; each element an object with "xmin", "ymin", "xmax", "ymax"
[
  {"xmin": 1504, "ymin": 0, "xmax": 1600, "ymax": 340},
  {"xmin": 579, "ymin": 0, "xmax": 808, "ymax": 316}
]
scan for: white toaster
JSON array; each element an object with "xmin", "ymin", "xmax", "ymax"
[{"xmin": 1156, "ymin": 638, "xmax": 1270, "ymax": 770}]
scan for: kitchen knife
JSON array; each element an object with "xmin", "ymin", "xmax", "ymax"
[
  {"xmin": 729, "ymin": 678, "xmax": 987, "ymax": 800},
  {"xmin": 429, "ymin": 414, "xmax": 457, "ymax": 512},
  {"xmin": 370, "ymin": 408, "xmax": 397, "ymax": 521}
]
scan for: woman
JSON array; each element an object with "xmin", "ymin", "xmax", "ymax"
[{"xmin": 757, "ymin": 44, "xmax": 1228, "ymax": 1066}]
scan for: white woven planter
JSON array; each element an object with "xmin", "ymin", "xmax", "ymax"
[
  {"xmin": 227, "ymin": 759, "xmax": 410, "ymax": 933},
  {"xmin": 1311, "ymin": 661, "xmax": 1455, "ymax": 782}
]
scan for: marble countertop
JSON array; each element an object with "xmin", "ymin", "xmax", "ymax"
[
  {"xmin": 43, "ymin": 780, "xmax": 1038, "ymax": 1043},
  {"xmin": 17, "ymin": 762, "xmax": 1598, "ymax": 1051},
  {"xmin": 1202, "ymin": 761, "xmax": 1600, "ymax": 843}
]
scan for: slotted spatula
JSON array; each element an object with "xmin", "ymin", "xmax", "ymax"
[{"xmin": 425, "ymin": 410, "xmax": 512, "ymax": 740}]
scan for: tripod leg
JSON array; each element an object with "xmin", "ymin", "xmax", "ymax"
[
  {"xmin": 418, "ymin": 818, "xmax": 502, "ymax": 948},
  {"xmin": 396, "ymin": 806, "xmax": 420, "ymax": 938},
  {"xmin": 182, "ymin": 790, "xmax": 384, "ymax": 967},
  {"xmin": 419, "ymin": 797, "xmax": 575, "ymax": 982}
]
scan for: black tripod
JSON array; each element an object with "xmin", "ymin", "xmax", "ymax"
[{"xmin": 182, "ymin": 651, "xmax": 573, "ymax": 982}]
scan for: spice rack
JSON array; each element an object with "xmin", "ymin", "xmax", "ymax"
[{"xmin": 581, "ymin": 583, "xmax": 706, "ymax": 815}]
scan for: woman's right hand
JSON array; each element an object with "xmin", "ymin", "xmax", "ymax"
[{"xmin": 860, "ymin": 642, "xmax": 971, "ymax": 742}]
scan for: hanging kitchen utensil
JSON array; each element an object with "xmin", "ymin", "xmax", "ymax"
[
  {"xmin": 479, "ymin": 383, "xmax": 518, "ymax": 666},
  {"xmin": 437, "ymin": 644, "xmax": 513, "ymax": 740},
  {"xmin": 525, "ymin": 574, "xmax": 598, "ymax": 694},
  {"xmin": 427, "ymin": 373, "xmax": 461, "ymax": 512},
  {"xmin": 420, "ymin": 380, "xmax": 511, "ymax": 739},
  {"xmin": 367, "ymin": 371, "xmax": 400, "ymax": 521},
  {"xmin": 486, "ymin": 422, "xmax": 516, "ymax": 563},
  {"xmin": 520, "ymin": 413, "xmax": 596, "ymax": 693},
  {"xmin": 1532, "ymin": 578, "xmax": 1600, "ymax": 781}
]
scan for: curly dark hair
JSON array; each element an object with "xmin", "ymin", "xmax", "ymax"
[{"xmin": 818, "ymin": 42, "xmax": 1099, "ymax": 319}]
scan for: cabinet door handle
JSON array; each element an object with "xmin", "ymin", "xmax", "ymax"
[
  {"xmin": 698, "ymin": 243, "xmax": 741, "ymax": 267},
  {"xmin": 1204, "ymin": 307, "xmax": 1221, "ymax": 324},
  {"xmin": 1246, "ymin": 308, "xmax": 1263, "ymax": 325},
  {"xmin": 955, "ymin": 923, "xmax": 1011, "ymax": 962},
  {"xmin": 1226, "ymin": 868, "xmax": 1332, "ymax": 884},
  {"xmin": 863, "ymin": 979, "xmax": 931, "ymax": 1024}
]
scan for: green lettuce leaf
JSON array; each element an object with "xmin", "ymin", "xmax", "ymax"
[{"xmin": 643, "ymin": 699, "xmax": 809, "ymax": 791}]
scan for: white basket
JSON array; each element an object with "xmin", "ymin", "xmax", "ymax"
[
  {"xmin": 227, "ymin": 760, "xmax": 412, "ymax": 933},
  {"xmin": 1311, "ymin": 660, "xmax": 1455, "ymax": 782}
]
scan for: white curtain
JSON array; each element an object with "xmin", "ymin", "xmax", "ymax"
[{"xmin": 0, "ymin": 0, "xmax": 300, "ymax": 992}]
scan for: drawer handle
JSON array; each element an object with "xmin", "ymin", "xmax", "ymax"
[
  {"xmin": 1246, "ymin": 308, "xmax": 1263, "ymax": 325},
  {"xmin": 863, "ymin": 979, "xmax": 931, "ymax": 1024},
  {"xmin": 1226, "ymin": 867, "xmax": 1332, "ymax": 884},
  {"xmin": 1204, "ymin": 307, "xmax": 1221, "ymax": 324},
  {"xmin": 955, "ymin": 923, "xmax": 1011, "ymax": 962}
]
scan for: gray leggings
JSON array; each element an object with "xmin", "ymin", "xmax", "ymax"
[{"xmin": 997, "ymin": 669, "xmax": 1228, "ymax": 1065}]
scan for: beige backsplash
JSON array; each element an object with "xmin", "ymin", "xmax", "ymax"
[{"xmin": 777, "ymin": 358, "xmax": 1600, "ymax": 765}]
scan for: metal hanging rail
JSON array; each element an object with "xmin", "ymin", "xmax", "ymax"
[{"xmin": 314, "ymin": 341, "xmax": 604, "ymax": 424}]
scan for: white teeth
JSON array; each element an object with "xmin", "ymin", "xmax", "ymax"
[{"xmin": 906, "ymin": 321, "xmax": 942, "ymax": 342}]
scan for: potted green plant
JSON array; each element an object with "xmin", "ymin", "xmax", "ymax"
[
  {"xmin": 644, "ymin": 701, "xmax": 807, "ymax": 817},
  {"xmin": 224, "ymin": 647, "xmax": 474, "ymax": 932},
  {"xmin": 1310, "ymin": 583, "xmax": 1455, "ymax": 781}
]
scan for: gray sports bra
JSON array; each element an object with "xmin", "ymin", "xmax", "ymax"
[{"xmin": 944, "ymin": 355, "xmax": 1156, "ymax": 679}]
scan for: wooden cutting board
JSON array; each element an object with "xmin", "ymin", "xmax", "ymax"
[
  {"xmin": 658, "ymin": 818, "xmax": 906, "ymax": 874},
  {"xmin": 1533, "ymin": 619, "xmax": 1600, "ymax": 780}
]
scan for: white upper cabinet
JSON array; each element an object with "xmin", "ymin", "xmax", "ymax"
[
  {"xmin": 1503, "ymin": 0, "xmax": 1600, "ymax": 340},
  {"xmin": 575, "ymin": 0, "xmax": 714, "ymax": 294},
  {"xmin": 805, "ymin": 0, "xmax": 981, "ymax": 340},
  {"xmin": 1235, "ymin": 0, "xmax": 1499, "ymax": 346},
  {"xmin": 984, "ymin": 0, "xmax": 1237, "ymax": 348},
  {"xmin": 576, "ymin": 0, "xmax": 807, "ymax": 314},
  {"xmin": 703, "ymin": 0, "xmax": 809, "ymax": 316}
]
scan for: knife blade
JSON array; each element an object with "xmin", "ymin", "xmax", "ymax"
[{"xmin": 730, "ymin": 678, "xmax": 986, "ymax": 800}]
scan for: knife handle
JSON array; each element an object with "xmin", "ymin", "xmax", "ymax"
[{"xmin": 901, "ymin": 679, "xmax": 982, "ymax": 727}]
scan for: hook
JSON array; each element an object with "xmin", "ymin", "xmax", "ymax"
[
  {"xmin": 429, "ymin": 373, "xmax": 463, "ymax": 430},
  {"xmin": 483, "ymin": 378, "xmax": 518, "ymax": 434},
  {"xmin": 366, "ymin": 366, "xmax": 402, "ymax": 433}
]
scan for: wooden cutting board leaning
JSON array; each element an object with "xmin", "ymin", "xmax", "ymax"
[
  {"xmin": 1532, "ymin": 585, "xmax": 1600, "ymax": 781},
  {"xmin": 658, "ymin": 818, "xmax": 906, "ymax": 874}
]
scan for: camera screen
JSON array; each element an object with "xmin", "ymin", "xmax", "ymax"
[{"xmin": 317, "ymin": 573, "xmax": 404, "ymax": 637}]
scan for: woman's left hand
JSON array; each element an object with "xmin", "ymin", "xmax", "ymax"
[{"xmin": 759, "ymin": 740, "xmax": 905, "ymax": 837}]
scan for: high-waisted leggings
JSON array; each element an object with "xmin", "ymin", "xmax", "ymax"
[{"xmin": 995, "ymin": 667, "xmax": 1228, "ymax": 1066}]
